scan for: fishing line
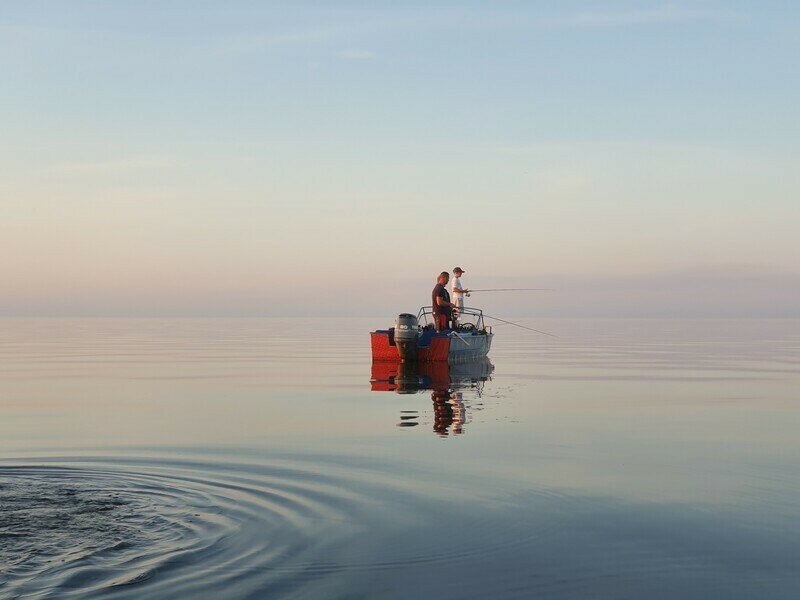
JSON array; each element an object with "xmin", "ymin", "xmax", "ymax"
[{"xmin": 482, "ymin": 314, "xmax": 557, "ymax": 338}]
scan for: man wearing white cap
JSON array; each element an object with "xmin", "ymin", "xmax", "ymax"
[{"xmin": 451, "ymin": 267, "xmax": 469, "ymax": 324}]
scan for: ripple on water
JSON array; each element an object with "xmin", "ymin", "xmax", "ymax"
[{"xmin": 0, "ymin": 456, "xmax": 575, "ymax": 599}]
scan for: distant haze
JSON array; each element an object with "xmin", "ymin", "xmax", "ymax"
[{"xmin": 2, "ymin": 2, "xmax": 798, "ymax": 317}]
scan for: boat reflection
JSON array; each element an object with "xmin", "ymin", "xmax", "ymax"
[{"xmin": 370, "ymin": 358, "xmax": 494, "ymax": 436}]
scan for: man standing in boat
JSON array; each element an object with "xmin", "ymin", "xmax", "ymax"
[
  {"xmin": 451, "ymin": 266, "xmax": 469, "ymax": 325},
  {"xmin": 432, "ymin": 271, "xmax": 457, "ymax": 332}
]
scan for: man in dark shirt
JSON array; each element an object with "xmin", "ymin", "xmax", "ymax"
[{"xmin": 431, "ymin": 271, "xmax": 457, "ymax": 332}]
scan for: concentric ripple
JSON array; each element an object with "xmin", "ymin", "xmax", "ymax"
[{"xmin": 0, "ymin": 455, "xmax": 572, "ymax": 599}]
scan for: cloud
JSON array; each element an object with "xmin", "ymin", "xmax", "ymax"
[
  {"xmin": 212, "ymin": 29, "xmax": 339, "ymax": 55},
  {"xmin": 52, "ymin": 157, "xmax": 175, "ymax": 176},
  {"xmin": 207, "ymin": 20, "xmax": 385, "ymax": 56},
  {"xmin": 187, "ymin": 5, "xmax": 741, "ymax": 61},
  {"xmin": 339, "ymin": 48, "xmax": 376, "ymax": 60},
  {"xmin": 567, "ymin": 5, "xmax": 741, "ymax": 28}
]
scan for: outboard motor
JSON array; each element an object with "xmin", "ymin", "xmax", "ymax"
[{"xmin": 394, "ymin": 313, "xmax": 419, "ymax": 361}]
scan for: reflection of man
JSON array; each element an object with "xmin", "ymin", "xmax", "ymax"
[
  {"xmin": 432, "ymin": 271, "xmax": 457, "ymax": 332},
  {"xmin": 432, "ymin": 389, "xmax": 454, "ymax": 436},
  {"xmin": 450, "ymin": 391, "xmax": 466, "ymax": 435}
]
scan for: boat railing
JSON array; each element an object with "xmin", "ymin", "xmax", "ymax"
[{"xmin": 416, "ymin": 306, "xmax": 486, "ymax": 331}]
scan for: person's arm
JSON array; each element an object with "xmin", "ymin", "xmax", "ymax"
[{"xmin": 436, "ymin": 294, "xmax": 457, "ymax": 309}]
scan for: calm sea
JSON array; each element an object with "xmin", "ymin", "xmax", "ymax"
[{"xmin": 1, "ymin": 318, "xmax": 799, "ymax": 599}]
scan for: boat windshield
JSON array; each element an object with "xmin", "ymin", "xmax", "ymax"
[{"xmin": 416, "ymin": 306, "xmax": 486, "ymax": 331}]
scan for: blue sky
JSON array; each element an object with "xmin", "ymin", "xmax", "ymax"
[{"xmin": 1, "ymin": 1, "xmax": 798, "ymax": 316}]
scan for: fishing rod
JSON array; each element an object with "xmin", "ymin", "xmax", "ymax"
[
  {"xmin": 482, "ymin": 314, "xmax": 558, "ymax": 338},
  {"xmin": 467, "ymin": 288, "xmax": 554, "ymax": 292}
]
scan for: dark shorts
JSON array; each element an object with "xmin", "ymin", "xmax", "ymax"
[{"xmin": 433, "ymin": 313, "xmax": 448, "ymax": 331}]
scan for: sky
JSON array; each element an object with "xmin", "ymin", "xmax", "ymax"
[{"xmin": 1, "ymin": 1, "xmax": 798, "ymax": 317}]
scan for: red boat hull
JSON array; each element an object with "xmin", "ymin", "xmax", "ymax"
[{"xmin": 370, "ymin": 331, "xmax": 450, "ymax": 362}]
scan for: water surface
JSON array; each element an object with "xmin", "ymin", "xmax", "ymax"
[{"xmin": 1, "ymin": 318, "xmax": 799, "ymax": 598}]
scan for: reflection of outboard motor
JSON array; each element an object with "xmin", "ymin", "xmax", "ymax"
[
  {"xmin": 395, "ymin": 362, "xmax": 421, "ymax": 394},
  {"xmin": 394, "ymin": 313, "xmax": 419, "ymax": 362}
]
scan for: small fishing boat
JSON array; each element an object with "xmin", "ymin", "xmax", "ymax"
[{"xmin": 371, "ymin": 306, "xmax": 493, "ymax": 363}]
